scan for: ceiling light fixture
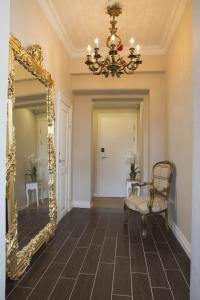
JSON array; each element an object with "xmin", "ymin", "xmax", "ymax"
[{"xmin": 85, "ymin": 3, "xmax": 142, "ymax": 77}]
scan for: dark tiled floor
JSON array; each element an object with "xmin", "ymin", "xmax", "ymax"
[
  {"xmin": 18, "ymin": 205, "xmax": 49, "ymax": 249},
  {"xmin": 6, "ymin": 208, "xmax": 190, "ymax": 299}
]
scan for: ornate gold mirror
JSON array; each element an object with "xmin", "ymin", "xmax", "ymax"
[{"xmin": 6, "ymin": 34, "xmax": 57, "ymax": 279}]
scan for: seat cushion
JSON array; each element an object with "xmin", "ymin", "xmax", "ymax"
[{"xmin": 125, "ymin": 195, "xmax": 167, "ymax": 214}]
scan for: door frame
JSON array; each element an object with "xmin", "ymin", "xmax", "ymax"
[
  {"xmin": 92, "ymin": 96, "xmax": 150, "ymax": 198},
  {"xmin": 56, "ymin": 93, "xmax": 72, "ymax": 222}
]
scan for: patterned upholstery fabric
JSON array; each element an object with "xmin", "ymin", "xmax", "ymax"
[
  {"xmin": 153, "ymin": 163, "xmax": 171, "ymax": 192},
  {"xmin": 125, "ymin": 195, "xmax": 167, "ymax": 214},
  {"xmin": 125, "ymin": 162, "xmax": 172, "ymax": 216}
]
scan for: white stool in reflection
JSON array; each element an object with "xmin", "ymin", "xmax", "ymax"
[
  {"xmin": 126, "ymin": 180, "xmax": 141, "ymax": 197},
  {"xmin": 25, "ymin": 181, "xmax": 43, "ymax": 207}
]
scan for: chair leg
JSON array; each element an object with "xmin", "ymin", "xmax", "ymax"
[
  {"xmin": 164, "ymin": 210, "xmax": 169, "ymax": 231},
  {"xmin": 141, "ymin": 215, "xmax": 147, "ymax": 239},
  {"xmin": 124, "ymin": 203, "xmax": 129, "ymax": 224}
]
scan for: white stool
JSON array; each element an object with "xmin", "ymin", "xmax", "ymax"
[
  {"xmin": 126, "ymin": 180, "xmax": 141, "ymax": 197},
  {"xmin": 25, "ymin": 181, "xmax": 43, "ymax": 207}
]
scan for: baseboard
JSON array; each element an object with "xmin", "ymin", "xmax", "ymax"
[
  {"xmin": 72, "ymin": 200, "xmax": 91, "ymax": 208},
  {"xmin": 169, "ymin": 217, "xmax": 191, "ymax": 258}
]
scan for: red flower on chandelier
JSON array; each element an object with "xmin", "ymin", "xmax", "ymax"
[{"xmin": 117, "ymin": 41, "xmax": 123, "ymax": 51}]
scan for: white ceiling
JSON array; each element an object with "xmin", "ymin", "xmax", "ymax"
[{"xmin": 38, "ymin": 0, "xmax": 187, "ymax": 57}]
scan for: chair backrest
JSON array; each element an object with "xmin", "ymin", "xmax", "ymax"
[{"xmin": 152, "ymin": 161, "xmax": 173, "ymax": 195}]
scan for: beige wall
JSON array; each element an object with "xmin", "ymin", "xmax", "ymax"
[
  {"xmin": 72, "ymin": 73, "xmax": 167, "ymax": 206},
  {"xmin": 72, "ymin": 95, "xmax": 92, "ymax": 207},
  {"xmin": 10, "ymin": 0, "xmax": 72, "ymax": 101},
  {"xmin": 72, "ymin": 73, "xmax": 167, "ymax": 167},
  {"xmin": 166, "ymin": 0, "xmax": 192, "ymax": 245}
]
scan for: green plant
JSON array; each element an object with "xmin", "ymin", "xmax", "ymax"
[{"xmin": 130, "ymin": 159, "xmax": 140, "ymax": 175}]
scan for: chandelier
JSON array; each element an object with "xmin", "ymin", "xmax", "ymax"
[{"xmin": 85, "ymin": 4, "xmax": 142, "ymax": 77}]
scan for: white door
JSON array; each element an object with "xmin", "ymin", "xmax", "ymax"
[
  {"xmin": 96, "ymin": 113, "xmax": 137, "ymax": 197},
  {"xmin": 57, "ymin": 100, "xmax": 72, "ymax": 221}
]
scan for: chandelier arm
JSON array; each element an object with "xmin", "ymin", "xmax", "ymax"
[
  {"xmin": 123, "ymin": 63, "xmax": 138, "ymax": 74},
  {"xmin": 88, "ymin": 63, "xmax": 101, "ymax": 73},
  {"xmin": 121, "ymin": 59, "xmax": 139, "ymax": 72}
]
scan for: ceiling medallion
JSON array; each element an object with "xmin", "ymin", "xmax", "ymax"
[{"xmin": 85, "ymin": 3, "xmax": 142, "ymax": 77}]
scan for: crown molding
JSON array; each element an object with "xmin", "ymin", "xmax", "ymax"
[
  {"xmin": 37, "ymin": 0, "xmax": 74, "ymax": 57},
  {"xmin": 161, "ymin": 0, "xmax": 188, "ymax": 52},
  {"xmin": 38, "ymin": 0, "xmax": 187, "ymax": 58}
]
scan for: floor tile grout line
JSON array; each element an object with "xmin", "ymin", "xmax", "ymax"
[
  {"xmin": 112, "ymin": 293, "xmax": 132, "ymax": 298},
  {"xmin": 89, "ymin": 237, "xmax": 106, "ymax": 299},
  {"xmin": 149, "ymin": 219, "xmax": 176, "ymax": 300},
  {"xmin": 8, "ymin": 210, "xmax": 190, "ymax": 299},
  {"xmin": 89, "ymin": 216, "xmax": 110, "ymax": 300},
  {"xmin": 49, "ymin": 215, "xmax": 101, "ymax": 300},
  {"xmin": 154, "ymin": 216, "xmax": 190, "ymax": 289},
  {"xmin": 144, "ymin": 251, "xmax": 159, "ymax": 254},
  {"xmin": 6, "ymin": 228, "xmax": 73, "ymax": 298},
  {"xmin": 19, "ymin": 221, "xmax": 47, "ymax": 249},
  {"xmin": 46, "ymin": 240, "xmax": 81, "ymax": 300},
  {"xmin": 60, "ymin": 276, "xmax": 76, "ymax": 280},
  {"xmin": 99, "ymin": 261, "xmax": 114, "ymax": 265},
  {"xmin": 164, "ymin": 268, "xmax": 180, "ymax": 271},
  {"xmin": 151, "ymin": 286, "xmax": 171, "ymax": 289},
  {"xmin": 8, "ymin": 243, "xmax": 49, "ymax": 291},
  {"xmin": 128, "ymin": 222, "xmax": 134, "ymax": 300},
  {"xmin": 10, "ymin": 286, "xmax": 32, "ymax": 290},
  {"xmin": 138, "ymin": 217, "xmax": 155, "ymax": 300},
  {"xmin": 78, "ymin": 272, "xmax": 96, "ymax": 276},
  {"xmin": 24, "ymin": 222, "xmax": 80, "ymax": 300},
  {"xmin": 67, "ymin": 214, "xmax": 103, "ymax": 300},
  {"xmin": 116, "ymin": 255, "xmax": 131, "ymax": 259},
  {"xmin": 131, "ymin": 271, "xmax": 148, "ymax": 275},
  {"xmin": 110, "ymin": 226, "xmax": 118, "ymax": 299},
  {"xmin": 24, "ymin": 214, "xmax": 89, "ymax": 300}
]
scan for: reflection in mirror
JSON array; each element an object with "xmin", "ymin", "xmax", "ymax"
[{"xmin": 13, "ymin": 61, "xmax": 49, "ymax": 250}]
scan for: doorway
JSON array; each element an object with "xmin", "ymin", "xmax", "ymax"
[{"xmin": 92, "ymin": 103, "xmax": 141, "ymax": 202}]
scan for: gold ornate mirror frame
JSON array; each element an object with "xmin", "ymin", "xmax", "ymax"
[{"xmin": 6, "ymin": 34, "xmax": 57, "ymax": 279}]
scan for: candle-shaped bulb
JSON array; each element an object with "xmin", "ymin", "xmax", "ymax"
[
  {"xmin": 111, "ymin": 35, "xmax": 116, "ymax": 44},
  {"xmin": 87, "ymin": 45, "xmax": 91, "ymax": 55},
  {"xmin": 136, "ymin": 44, "xmax": 141, "ymax": 54},
  {"xmin": 130, "ymin": 37, "xmax": 135, "ymax": 47},
  {"xmin": 94, "ymin": 38, "xmax": 99, "ymax": 48}
]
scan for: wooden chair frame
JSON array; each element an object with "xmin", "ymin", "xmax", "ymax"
[{"xmin": 124, "ymin": 161, "xmax": 174, "ymax": 238}]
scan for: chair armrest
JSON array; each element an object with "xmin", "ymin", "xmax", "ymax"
[
  {"xmin": 131, "ymin": 181, "xmax": 152, "ymax": 188},
  {"xmin": 148, "ymin": 188, "xmax": 168, "ymax": 212}
]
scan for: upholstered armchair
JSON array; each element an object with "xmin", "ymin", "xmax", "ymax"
[{"xmin": 124, "ymin": 161, "xmax": 173, "ymax": 238}]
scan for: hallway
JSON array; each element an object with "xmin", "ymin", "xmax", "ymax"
[{"xmin": 7, "ymin": 208, "xmax": 190, "ymax": 300}]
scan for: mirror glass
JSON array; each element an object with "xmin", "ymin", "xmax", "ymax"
[{"xmin": 13, "ymin": 61, "xmax": 49, "ymax": 250}]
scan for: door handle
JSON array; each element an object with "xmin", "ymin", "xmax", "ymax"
[
  {"xmin": 59, "ymin": 159, "xmax": 65, "ymax": 163},
  {"xmin": 102, "ymin": 156, "xmax": 108, "ymax": 159}
]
